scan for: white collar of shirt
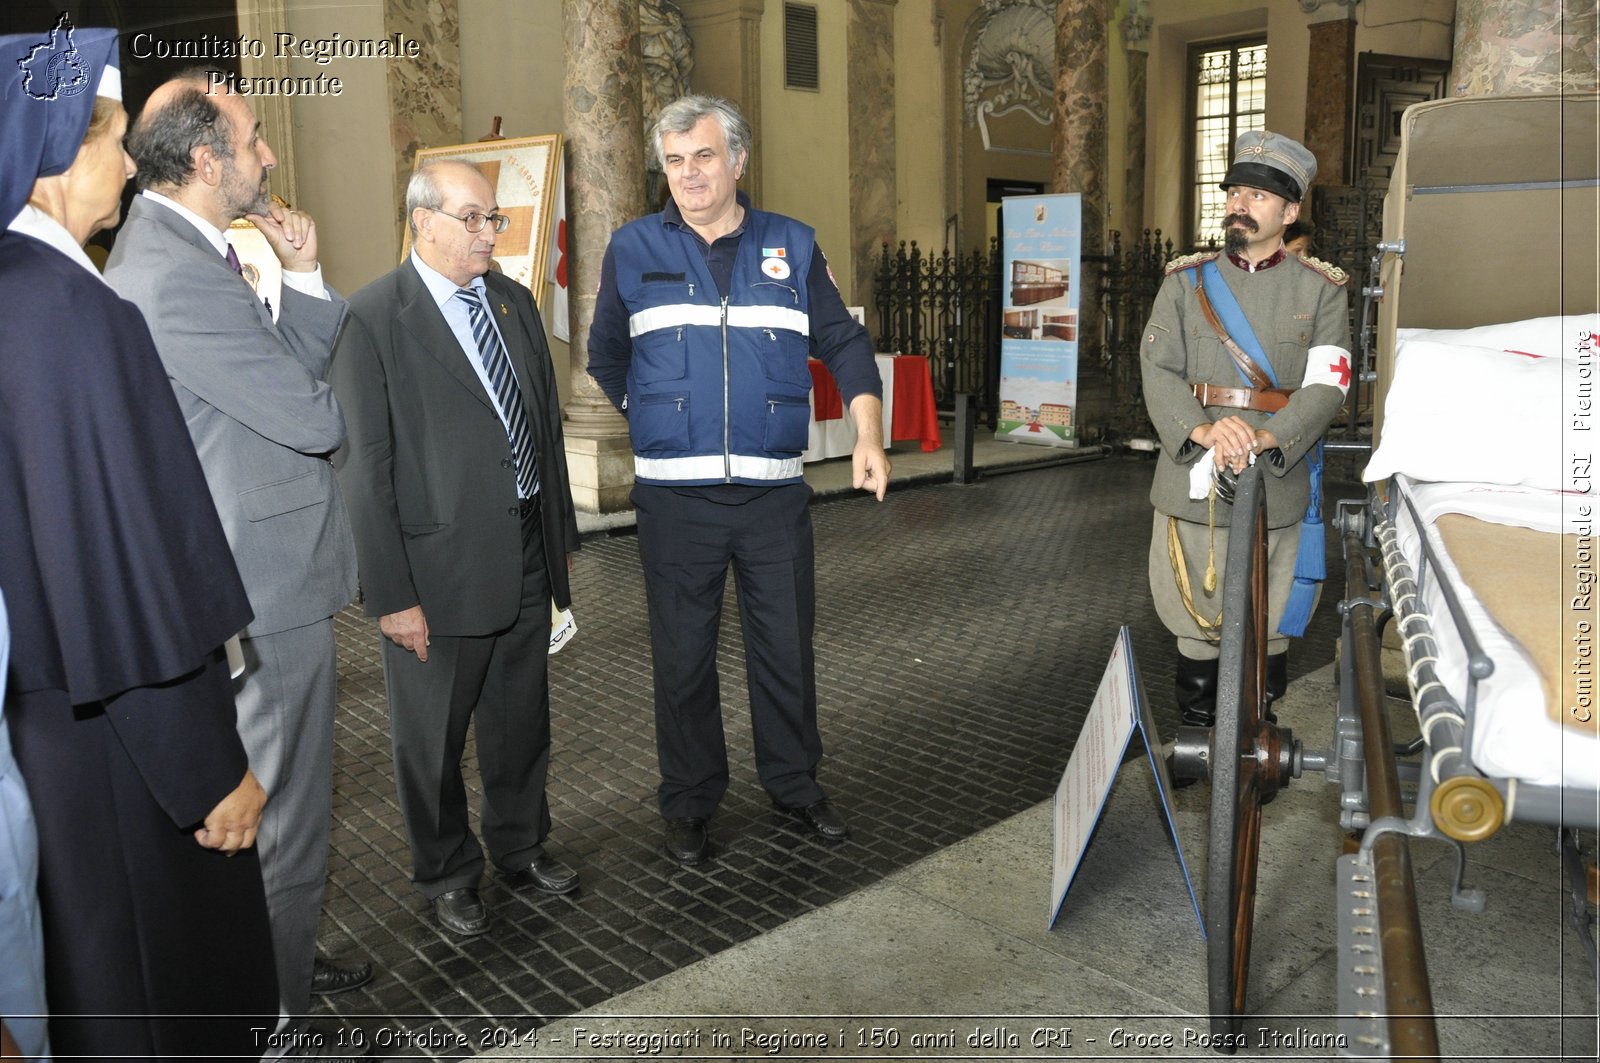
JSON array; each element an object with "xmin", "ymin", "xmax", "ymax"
[
  {"xmin": 410, "ymin": 249, "xmax": 485, "ymax": 308},
  {"xmin": 4, "ymin": 205, "xmax": 106, "ymax": 285},
  {"xmin": 142, "ymin": 189, "xmax": 327, "ymax": 301},
  {"xmin": 142, "ymin": 189, "xmax": 230, "ymax": 256}
]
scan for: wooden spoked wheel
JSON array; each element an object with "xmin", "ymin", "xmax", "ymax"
[{"xmin": 1205, "ymin": 465, "xmax": 1271, "ymax": 1052}]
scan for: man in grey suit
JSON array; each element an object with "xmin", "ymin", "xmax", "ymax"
[
  {"xmin": 330, "ymin": 160, "xmax": 582, "ymax": 938},
  {"xmin": 105, "ymin": 75, "xmax": 370, "ymax": 1055}
]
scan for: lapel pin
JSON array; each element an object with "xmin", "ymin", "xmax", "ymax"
[{"xmin": 499, "ymin": 303, "xmax": 508, "ymax": 316}]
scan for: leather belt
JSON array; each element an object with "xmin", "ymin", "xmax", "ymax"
[{"xmin": 1191, "ymin": 382, "xmax": 1293, "ymax": 413}]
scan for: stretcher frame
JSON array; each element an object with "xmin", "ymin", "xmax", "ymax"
[{"xmin": 1179, "ymin": 91, "xmax": 1600, "ymax": 1059}]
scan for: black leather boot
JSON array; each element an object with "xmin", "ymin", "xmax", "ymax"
[
  {"xmin": 1262, "ymin": 652, "xmax": 1289, "ymax": 725},
  {"xmin": 1176, "ymin": 655, "xmax": 1219, "ymax": 728},
  {"xmin": 1168, "ymin": 656, "xmax": 1219, "ymax": 788}
]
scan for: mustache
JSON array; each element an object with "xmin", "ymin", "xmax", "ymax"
[{"xmin": 1224, "ymin": 213, "xmax": 1258, "ymax": 231}]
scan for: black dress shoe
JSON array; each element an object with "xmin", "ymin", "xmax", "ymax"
[
  {"xmin": 777, "ymin": 798, "xmax": 849, "ymax": 841},
  {"xmin": 664, "ymin": 817, "xmax": 709, "ymax": 865},
  {"xmin": 501, "ymin": 855, "xmax": 580, "ymax": 895},
  {"xmin": 310, "ymin": 956, "xmax": 373, "ymax": 995},
  {"xmin": 281, "ymin": 1021, "xmax": 373, "ymax": 1059},
  {"xmin": 432, "ymin": 887, "xmax": 489, "ymax": 937}
]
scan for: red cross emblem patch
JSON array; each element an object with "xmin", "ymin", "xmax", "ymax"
[{"xmin": 1330, "ymin": 353, "xmax": 1350, "ymax": 387}]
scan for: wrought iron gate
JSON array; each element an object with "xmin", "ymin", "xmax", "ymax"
[
  {"xmin": 871, "ymin": 230, "xmax": 1171, "ymax": 437},
  {"xmin": 871, "ymin": 239, "xmax": 1002, "ymax": 420}
]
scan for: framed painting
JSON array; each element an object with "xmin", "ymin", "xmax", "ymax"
[{"xmin": 402, "ymin": 133, "xmax": 563, "ymax": 310}]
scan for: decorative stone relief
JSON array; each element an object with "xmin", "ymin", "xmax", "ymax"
[
  {"xmin": 1121, "ymin": 0, "xmax": 1151, "ymax": 52},
  {"xmin": 1297, "ymin": 0, "xmax": 1359, "ymax": 15},
  {"xmin": 1452, "ymin": 0, "xmax": 1599, "ymax": 96},
  {"xmin": 640, "ymin": 0, "xmax": 694, "ymax": 208},
  {"xmin": 962, "ymin": 0, "xmax": 1055, "ymax": 151},
  {"xmin": 385, "ymin": 0, "xmax": 462, "ymax": 230}
]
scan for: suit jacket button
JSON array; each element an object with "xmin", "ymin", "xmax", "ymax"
[
  {"xmin": 508, "ymin": 506, "xmax": 518, "ymax": 516},
  {"xmin": 501, "ymin": 458, "xmax": 513, "ymax": 469}
]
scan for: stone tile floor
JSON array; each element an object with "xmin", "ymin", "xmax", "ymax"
[{"xmin": 308, "ymin": 454, "xmax": 1354, "ymax": 1058}]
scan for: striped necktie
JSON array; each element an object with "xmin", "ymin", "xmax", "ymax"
[{"xmin": 453, "ymin": 287, "xmax": 539, "ymax": 498}]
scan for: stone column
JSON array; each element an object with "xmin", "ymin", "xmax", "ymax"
[
  {"xmin": 1052, "ymin": 0, "xmax": 1109, "ymax": 432},
  {"xmin": 1451, "ymin": 0, "xmax": 1599, "ymax": 96},
  {"xmin": 1120, "ymin": 0, "xmax": 1151, "ymax": 241},
  {"xmin": 848, "ymin": 0, "xmax": 897, "ymax": 314},
  {"xmin": 562, "ymin": 0, "xmax": 645, "ymax": 513},
  {"xmin": 679, "ymin": 0, "xmax": 767, "ymax": 203},
  {"xmin": 1302, "ymin": 2, "xmax": 1356, "ymax": 187}
]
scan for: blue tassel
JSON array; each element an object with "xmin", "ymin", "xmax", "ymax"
[
  {"xmin": 1278, "ymin": 440, "xmax": 1325, "ymax": 637},
  {"xmin": 1278, "ymin": 576, "xmax": 1316, "ymax": 638},
  {"xmin": 1293, "ymin": 513, "xmax": 1325, "ymax": 581}
]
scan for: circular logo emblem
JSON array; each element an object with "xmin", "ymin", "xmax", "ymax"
[{"xmin": 761, "ymin": 257, "xmax": 791, "ymax": 280}]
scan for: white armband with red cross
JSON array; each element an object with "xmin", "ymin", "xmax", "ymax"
[{"xmin": 1302, "ymin": 345, "xmax": 1352, "ymax": 396}]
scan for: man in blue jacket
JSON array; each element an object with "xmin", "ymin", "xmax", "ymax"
[{"xmin": 589, "ymin": 95, "xmax": 889, "ymax": 865}]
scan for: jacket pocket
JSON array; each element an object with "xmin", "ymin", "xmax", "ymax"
[
  {"xmin": 1275, "ymin": 323, "xmax": 1312, "ymax": 385},
  {"xmin": 399, "ymin": 521, "xmax": 445, "ymax": 537},
  {"xmin": 759, "ymin": 329, "xmax": 813, "ymax": 389},
  {"xmin": 634, "ymin": 326, "xmax": 688, "ymax": 384},
  {"xmin": 763, "ymin": 393, "xmax": 810, "ymax": 454},
  {"xmin": 630, "ymin": 391, "xmax": 691, "ymax": 454},
  {"xmin": 238, "ymin": 470, "xmax": 327, "ymax": 522}
]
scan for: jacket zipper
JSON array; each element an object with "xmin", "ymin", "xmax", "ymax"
[{"xmin": 721, "ymin": 295, "xmax": 731, "ymax": 482}]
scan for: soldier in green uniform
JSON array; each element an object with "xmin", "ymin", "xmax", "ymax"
[{"xmin": 1140, "ymin": 130, "xmax": 1352, "ymax": 731}]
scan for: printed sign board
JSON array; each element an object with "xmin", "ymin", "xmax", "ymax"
[{"xmin": 1049, "ymin": 627, "xmax": 1204, "ymax": 935}]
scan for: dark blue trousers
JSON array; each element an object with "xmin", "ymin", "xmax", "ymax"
[{"xmin": 632, "ymin": 483, "xmax": 826, "ymax": 819}]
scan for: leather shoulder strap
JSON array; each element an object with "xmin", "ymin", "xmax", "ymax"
[{"xmin": 1191, "ymin": 267, "xmax": 1275, "ymax": 391}]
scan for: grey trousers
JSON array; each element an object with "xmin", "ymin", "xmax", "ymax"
[
  {"xmin": 382, "ymin": 507, "xmax": 552, "ymax": 898},
  {"xmin": 234, "ymin": 618, "xmax": 336, "ymax": 1021},
  {"xmin": 1147, "ymin": 511, "xmax": 1305, "ymax": 661}
]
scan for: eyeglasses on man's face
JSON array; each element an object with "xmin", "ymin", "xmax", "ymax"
[{"xmin": 429, "ymin": 206, "xmax": 510, "ymax": 233}]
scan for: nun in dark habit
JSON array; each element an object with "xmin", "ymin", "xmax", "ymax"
[{"xmin": 0, "ymin": 23, "xmax": 280, "ymax": 1056}]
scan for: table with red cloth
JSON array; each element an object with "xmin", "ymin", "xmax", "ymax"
[{"xmin": 804, "ymin": 354, "xmax": 940, "ymax": 462}]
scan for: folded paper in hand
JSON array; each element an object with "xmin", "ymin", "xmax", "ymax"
[{"xmin": 549, "ymin": 600, "xmax": 577, "ymax": 655}]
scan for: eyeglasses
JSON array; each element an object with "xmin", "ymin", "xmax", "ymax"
[{"xmin": 428, "ymin": 207, "xmax": 510, "ymax": 234}]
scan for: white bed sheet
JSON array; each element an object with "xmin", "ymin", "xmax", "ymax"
[{"xmin": 1392, "ymin": 479, "xmax": 1600, "ymax": 791}]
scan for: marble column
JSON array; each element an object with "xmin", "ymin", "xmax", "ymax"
[
  {"xmin": 1120, "ymin": 1, "xmax": 1150, "ymax": 241},
  {"xmin": 562, "ymin": 0, "xmax": 646, "ymax": 513},
  {"xmin": 678, "ymin": 0, "xmax": 766, "ymax": 203},
  {"xmin": 848, "ymin": 0, "xmax": 897, "ymax": 316},
  {"xmin": 1451, "ymin": 0, "xmax": 1599, "ymax": 96},
  {"xmin": 1052, "ymin": 0, "xmax": 1109, "ymax": 432},
  {"xmin": 1303, "ymin": 4, "xmax": 1356, "ymax": 188}
]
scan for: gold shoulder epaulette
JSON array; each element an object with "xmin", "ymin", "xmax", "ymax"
[
  {"xmin": 1295, "ymin": 254, "xmax": 1349, "ymax": 286},
  {"xmin": 1163, "ymin": 250, "xmax": 1216, "ymax": 276}
]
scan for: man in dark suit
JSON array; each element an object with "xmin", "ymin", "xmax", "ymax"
[
  {"xmin": 105, "ymin": 74, "xmax": 371, "ymax": 1052},
  {"xmin": 331, "ymin": 160, "xmax": 582, "ymax": 937}
]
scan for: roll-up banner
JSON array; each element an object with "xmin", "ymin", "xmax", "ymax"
[{"xmin": 997, "ymin": 194, "xmax": 1082, "ymax": 448}]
